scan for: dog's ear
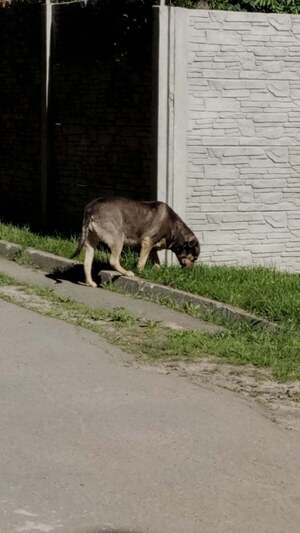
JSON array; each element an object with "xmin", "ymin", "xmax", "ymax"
[{"xmin": 188, "ymin": 237, "xmax": 198, "ymax": 249}]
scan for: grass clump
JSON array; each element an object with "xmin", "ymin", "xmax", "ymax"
[
  {"xmin": 0, "ymin": 222, "xmax": 78, "ymax": 258},
  {"xmin": 159, "ymin": 322, "xmax": 300, "ymax": 381},
  {"xmin": 0, "ymin": 272, "xmax": 14, "ymax": 286}
]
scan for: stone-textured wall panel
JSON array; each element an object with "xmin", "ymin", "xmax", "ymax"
[{"xmin": 186, "ymin": 10, "xmax": 300, "ymax": 271}]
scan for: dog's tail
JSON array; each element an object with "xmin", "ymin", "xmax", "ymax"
[{"xmin": 71, "ymin": 212, "xmax": 90, "ymax": 259}]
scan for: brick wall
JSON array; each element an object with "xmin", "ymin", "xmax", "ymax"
[
  {"xmin": 0, "ymin": 4, "xmax": 42, "ymax": 226},
  {"xmin": 186, "ymin": 10, "xmax": 300, "ymax": 271},
  {"xmin": 48, "ymin": 2, "xmax": 155, "ymax": 230}
]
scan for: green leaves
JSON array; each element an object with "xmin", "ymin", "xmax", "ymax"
[{"xmin": 173, "ymin": 0, "xmax": 300, "ymax": 13}]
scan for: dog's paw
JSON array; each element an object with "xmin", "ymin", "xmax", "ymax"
[
  {"xmin": 87, "ymin": 281, "xmax": 98, "ymax": 288},
  {"xmin": 125, "ymin": 271, "xmax": 135, "ymax": 277}
]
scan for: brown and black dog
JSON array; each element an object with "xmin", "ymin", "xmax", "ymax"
[{"xmin": 72, "ymin": 197, "xmax": 200, "ymax": 287}]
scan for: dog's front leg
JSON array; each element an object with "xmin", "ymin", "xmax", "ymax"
[
  {"xmin": 109, "ymin": 243, "xmax": 134, "ymax": 277},
  {"xmin": 138, "ymin": 238, "xmax": 153, "ymax": 271}
]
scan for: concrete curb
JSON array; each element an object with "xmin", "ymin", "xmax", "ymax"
[
  {"xmin": 26, "ymin": 247, "xmax": 79, "ymax": 272},
  {"xmin": 0, "ymin": 240, "xmax": 79, "ymax": 271},
  {"xmin": 0, "ymin": 239, "xmax": 277, "ymax": 330},
  {"xmin": 0, "ymin": 240, "xmax": 22, "ymax": 259},
  {"xmin": 99, "ymin": 271, "xmax": 277, "ymax": 331}
]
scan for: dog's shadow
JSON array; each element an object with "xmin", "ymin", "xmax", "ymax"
[
  {"xmin": 46, "ymin": 259, "xmax": 110, "ymax": 286},
  {"xmin": 46, "ymin": 245, "xmax": 139, "ymax": 286}
]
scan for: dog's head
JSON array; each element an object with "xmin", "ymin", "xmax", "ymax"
[{"xmin": 173, "ymin": 236, "xmax": 200, "ymax": 268}]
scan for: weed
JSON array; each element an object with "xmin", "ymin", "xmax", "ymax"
[{"xmin": 0, "ymin": 273, "xmax": 14, "ymax": 286}]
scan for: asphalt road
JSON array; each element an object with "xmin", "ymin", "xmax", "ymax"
[{"xmin": 0, "ymin": 299, "xmax": 300, "ymax": 533}]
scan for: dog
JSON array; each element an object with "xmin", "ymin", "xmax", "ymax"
[{"xmin": 72, "ymin": 197, "xmax": 200, "ymax": 287}]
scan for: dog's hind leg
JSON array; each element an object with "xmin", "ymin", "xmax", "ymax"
[
  {"xmin": 109, "ymin": 238, "xmax": 135, "ymax": 277},
  {"xmin": 83, "ymin": 233, "xmax": 98, "ymax": 288},
  {"xmin": 137, "ymin": 237, "xmax": 153, "ymax": 272}
]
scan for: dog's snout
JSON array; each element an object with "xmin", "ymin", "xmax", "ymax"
[{"xmin": 180, "ymin": 257, "xmax": 194, "ymax": 268}]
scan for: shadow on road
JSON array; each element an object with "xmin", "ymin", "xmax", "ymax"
[
  {"xmin": 75, "ymin": 529, "xmax": 144, "ymax": 533},
  {"xmin": 46, "ymin": 259, "xmax": 110, "ymax": 286}
]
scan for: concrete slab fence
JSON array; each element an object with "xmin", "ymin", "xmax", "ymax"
[{"xmin": 155, "ymin": 7, "xmax": 300, "ymax": 272}]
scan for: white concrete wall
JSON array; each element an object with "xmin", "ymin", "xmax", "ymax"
[{"xmin": 156, "ymin": 7, "xmax": 300, "ymax": 272}]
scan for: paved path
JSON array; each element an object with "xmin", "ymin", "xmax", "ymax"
[
  {"xmin": 0, "ymin": 299, "xmax": 300, "ymax": 533},
  {"xmin": 0, "ymin": 257, "xmax": 221, "ymax": 334}
]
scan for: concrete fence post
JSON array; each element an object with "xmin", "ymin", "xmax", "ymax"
[
  {"xmin": 154, "ymin": 6, "xmax": 188, "ymax": 264},
  {"xmin": 172, "ymin": 7, "xmax": 188, "ymax": 223}
]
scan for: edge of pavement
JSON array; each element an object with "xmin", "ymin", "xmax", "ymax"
[{"xmin": 0, "ymin": 239, "xmax": 277, "ymax": 331}]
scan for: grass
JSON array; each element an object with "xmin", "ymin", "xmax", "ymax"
[
  {"xmin": 0, "ymin": 272, "xmax": 14, "ymax": 286},
  {"xmin": 161, "ymin": 324, "xmax": 300, "ymax": 381},
  {"xmin": 135, "ymin": 262, "xmax": 300, "ymax": 325},
  {"xmin": 1, "ymin": 222, "xmax": 299, "ymax": 324},
  {"xmin": 0, "ymin": 274, "xmax": 141, "ymax": 330},
  {"xmin": 0, "ymin": 272, "xmax": 299, "ymax": 380},
  {"xmin": 0, "ymin": 273, "xmax": 167, "ymax": 358},
  {"xmin": 1, "ymin": 223, "xmax": 300, "ymax": 381},
  {"xmin": 0, "ymin": 222, "xmax": 78, "ymax": 258}
]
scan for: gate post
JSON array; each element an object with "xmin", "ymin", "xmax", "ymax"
[{"xmin": 41, "ymin": 0, "xmax": 52, "ymax": 227}]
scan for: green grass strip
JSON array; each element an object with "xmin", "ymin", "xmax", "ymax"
[
  {"xmin": 1, "ymin": 222, "xmax": 299, "ymax": 325},
  {"xmin": 1, "ymin": 271, "xmax": 300, "ymax": 381}
]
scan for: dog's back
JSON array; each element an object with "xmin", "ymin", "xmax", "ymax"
[{"xmin": 82, "ymin": 197, "xmax": 177, "ymax": 246}]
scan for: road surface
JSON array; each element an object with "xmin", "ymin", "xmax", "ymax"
[{"xmin": 0, "ymin": 299, "xmax": 299, "ymax": 533}]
